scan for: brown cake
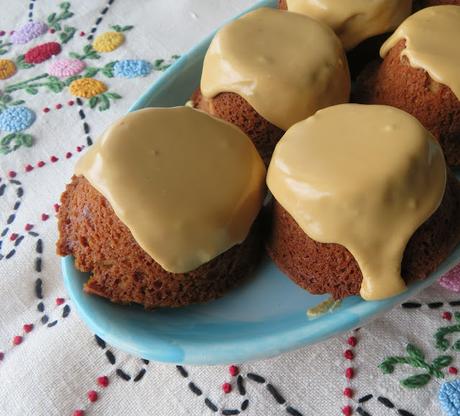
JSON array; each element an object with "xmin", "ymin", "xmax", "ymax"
[
  {"xmin": 266, "ymin": 104, "xmax": 460, "ymax": 301},
  {"xmin": 193, "ymin": 8, "xmax": 350, "ymax": 166},
  {"xmin": 57, "ymin": 107, "xmax": 267, "ymax": 308},
  {"xmin": 355, "ymin": 6, "xmax": 460, "ymax": 166},
  {"xmin": 57, "ymin": 176, "xmax": 263, "ymax": 308},
  {"xmin": 191, "ymin": 89, "xmax": 283, "ymax": 166},
  {"xmin": 267, "ymin": 172, "xmax": 460, "ymax": 300}
]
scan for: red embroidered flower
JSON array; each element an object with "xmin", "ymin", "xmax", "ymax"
[{"xmin": 24, "ymin": 42, "xmax": 61, "ymax": 64}]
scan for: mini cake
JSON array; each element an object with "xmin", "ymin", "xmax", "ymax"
[
  {"xmin": 355, "ymin": 6, "xmax": 460, "ymax": 166},
  {"xmin": 278, "ymin": 0, "xmax": 412, "ymax": 50},
  {"xmin": 57, "ymin": 107, "xmax": 266, "ymax": 308},
  {"xmin": 266, "ymin": 104, "xmax": 460, "ymax": 301},
  {"xmin": 192, "ymin": 8, "xmax": 350, "ymax": 165}
]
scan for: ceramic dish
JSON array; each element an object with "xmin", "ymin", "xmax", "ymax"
[{"xmin": 61, "ymin": 0, "xmax": 460, "ymax": 365}]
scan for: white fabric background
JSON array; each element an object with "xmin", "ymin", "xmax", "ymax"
[{"xmin": 0, "ymin": 1, "xmax": 458, "ymax": 415}]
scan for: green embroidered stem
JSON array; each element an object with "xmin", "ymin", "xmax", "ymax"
[
  {"xmin": 0, "ymin": 133, "xmax": 33, "ymax": 155},
  {"xmin": 153, "ymin": 54, "xmax": 180, "ymax": 71},
  {"xmin": 111, "ymin": 25, "xmax": 134, "ymax": 33},
  {"xmin": 83, "ymin": 61, "xmax": 117, "ymax": 78},
  {"xmin": 0, "ymin": 40, "xmax": 12, "ymax": 55},
  {"xmin": 47, "ymin": 2, "xmax": 74, "ymax": 31},
  {"xmin": 88, "ymin": 91, "xmax": 121, "ymax": 111},
  {"xmin": 15, "ymin": 55, "xmax": 34, "ymax": 70},
  {"xmin": 379, "ymin": 343, "xmax": 452, "ymax": 389},
  {"xmin": 69, "ymin": 44, "xmax": 100, "ymax": 60},
  {"xmin": 435, "ymin": 312, "xmax": 460, "ymax": 351},
  {"xmin": 59, "ymin": 26, "xmax": 77, "ymax": 44},
  {"xmin": 4, "ymin": 74, "xmax": 49, "ymax": 92},
  {"xmin": 0, "ymin": 94, "xmax": 24, "ymax": 110}
]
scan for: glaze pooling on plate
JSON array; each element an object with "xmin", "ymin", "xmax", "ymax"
[
  {"xmin": 267, "ymin": 104, "xmax": 446, "ymax": 300},
  {"xmin": 76, "ymin": 106, "xmax": 266, "ymax": 273},
  {"xmin": 62, "ymin": 0, "xmax": 460, "ymax": 365},
  {"xmin": 201, "ymin": 7, "xmax": 350, "ymax": 131},
  {"xmin": 381, "ymin": 6, "xmax": 460, "ymax": 101}
]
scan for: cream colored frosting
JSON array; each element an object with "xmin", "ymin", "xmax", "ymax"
[
  {"xmin": 381, "ymin": 6, "xmax": 460, "ymax": 101},
  {"xmin": 76, "ymin": 107, "xmax": 266, "ymax": 273},
  {"xmin": 267, "ymin": 104, "xmax": 446, "ymax": 301},
  {"xmin": 286, "ymin": 0, "xmax": 412, "ymax": 50},
  {"xmin": 201, "ymin": 7, "xmax": 350, "ymax": 131}
]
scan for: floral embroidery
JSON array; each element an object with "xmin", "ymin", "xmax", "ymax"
[
  {"xmin": 0, "ymin": 107, "xmax": 36, "ymax": 133},
  {"xmin": 69, "ymin": 77, "xmax": 107, "ymax": 98},
  {"xmin": 0, "ymin": 59, "xmax": 16, "ymax": 79},
  {"xmin": 440, "ymin": 265, "xmax": 460, "ymax": 293},
  {"xmin": 24, "ymin": 42, "xmax": 62, "ymax": 64},
  {"xmin": 435, "ymin": 312, "xmax": 460, "ymax": 352},
  {"xmin": 47, "ymin": 2, "xmax": 74, "ymax": 31},
  {"xmin": 48, "ymin": 58, "xmax": 86, "ymax": 78},
  {"xmin": 439, "ymin": 379, "xmax": 460, "ymax": 416},
  {"xmin": 379, "ymin": 344, "xmax": 452, "ymax": 388},
  {"xmin": 93, "ymin": 31, "xmax": 124, "ymax": 53},
  {"xmin": 10, "ymin": 21, "xmax": 48, "ymax": 44},
  {"xmin": 113, "ymin": 59, "xmax": 152, "ymax": 78}
]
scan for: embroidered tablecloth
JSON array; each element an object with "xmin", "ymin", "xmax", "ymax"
[{"xmin": 2, "ymin": 1, "xmax": 460, "ymax": 415}]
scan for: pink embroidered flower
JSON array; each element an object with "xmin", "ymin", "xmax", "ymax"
[
  {"xmin": 10, "ymin": 21, "xmax": 48, "ymax": 44},
  {"xmin": 25, "ymin": 42, "xmax": 61, "ymax": 64},
  {"xmin": 48, "ymin": 59, "xmax": 86, "ymax": 78},
  {"xmin": 439, "ymin": 263, "xmax": 460, "ymax": 292}
]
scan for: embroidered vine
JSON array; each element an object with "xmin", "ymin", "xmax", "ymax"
[
  {"xmin": 379, "ymin": 344, "xmax": 452, "ymax": 388},
  {"xmin": 0, "ymin": 0, "xmax": 181, "ymax": 156},
  {"xmin": 435, "ymin": 312, "xmax": 460, "ymax": 351}
]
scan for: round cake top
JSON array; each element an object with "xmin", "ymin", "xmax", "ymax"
[
  {"xmin": 267, "ymin": 104, "xmax": 446, "ymax": 300},
  {"xmin": 76, "ymin": 106, "xmax": 266, "ymax": 273},
  {"xmin": 286, "ymin": 0, "xmax": 411, "ymax": 50},
  {"xmin": 200, "ymin": 8, "xmax": 350, "ymax": 131},
  {"xmin": 381, "ymin": 5, "xmax": 460, "ymax": 101}
]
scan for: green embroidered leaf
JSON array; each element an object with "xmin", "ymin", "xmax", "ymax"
[
  {"xmin": 47, "ymin": 82, "xmax": 63, "ymax": 93},
  {"xmin": 98, "ymin": 94, "xmax": 110, "ymax": 111},
  {"xmin": 60, "ymin": 2, "xmax": 71, "ymax": 10},
  {"xmin": 1, "ymin": 95, "xmax": 12, "ymax": 104},
  {"xmin": 64, "ymin": 75, "xmax": 81, "ymax": 85},
  {"xmin": 453, "ymin": 340, "xmax": 460, "ymax": 351},
  {"xmin": 69, "ymin": 52, "xmax": 82, "ymax": 59},
  {"xmin": 59, "ymin": 26, "xmax": 76, "ymax": 44},
  {"xmin": 20, "ymin": 134, "xmax": 33, "ymax": 147},
  {"xmin": 1, "ymin": 133, "xmax": 16, "ymax": 145},
  {"xmin": 379, "ymin": 360, "xmax": 395, "ymax": 374},
  {"xmin": 432, "ymin": 355, "xmax": 453, "ymax": 369},
  {"xmin": 47, "ymin": 13, "xmax": 57, "ymax": 24},
  {"xmin": 101, "ymin": 62, "xmax": 116, "ymax": 78},
  {"xmin": 83, "ymin": 44, "xmax": 93, "ymax": 54},
  {"xmin": 407, "ymin": 344, "xmax": 424, "ymax": 361},
  {"xmin": 105, "ymin": 92, "xmax": 121, "ymax": 99},
  {"xmin": 0, "ymin": 144, "xmax": 11, "ymax": 155},
  {"xmin": 25, "ymin": 87, "xmax": 38, "ymax": 95},
  {"xmin": 11, "ymin": 100, "xmax": 25, "ymax": 106},
  {"xmin": 400, "ymin": 373, "xmax": 431, "ymax": 389},
  {"xmin": 110, "ymin": 24, "xmax": 129, "ymax": 32},
  {"xmin": 16, "ymin": 55, "xmax": 34, "ymax": 69},
  {"xmin": 84, "ymin": 67, "xmax": 99, "ymax": 78},
  {"xmin": 455, "ymin": 312, "xmax": 460, "ymax": 323},
  {"xmin": 89, "ymin": 96, "xmax": 99, "ymax": 109}
]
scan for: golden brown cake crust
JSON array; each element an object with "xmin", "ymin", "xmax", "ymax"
[
  {"xmin": 355, "ymin": 39, "xmax": 460, "ymax": 166},
  {"xmin": 266, "ymin": 171, "xmax": 460, "ymax": 300},
  {"xmin": 191, "ymin": 89, "xmax": 284, "ymax": 166},
  {"xmin": 57, "ymin": 176, "xmax": 263, "ymax": 308}
]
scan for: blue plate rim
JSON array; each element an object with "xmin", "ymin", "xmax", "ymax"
[{"xmin": 61, "ymin": 0, "xmax": 460, "ymax": 365}]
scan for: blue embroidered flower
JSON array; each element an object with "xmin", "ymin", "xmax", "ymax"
[
  {"xmin": 0, "ymin": 107, "xmax": 36, "ymax": 133},
  {"xmin": 113, "ymin": 59, "xmax": 152, "ymax": 78},
  {"xmin": 439, "ymin": 379, "xmax": 460, "ymax": 415}
]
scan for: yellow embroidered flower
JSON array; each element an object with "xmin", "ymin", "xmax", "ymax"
[
  {"xmin": 92, "ymin": 31, "xmax": 125, "ymax": 52},
  {"xmin": 69, "ymin": 78, "xmax": 108, "ymax": 98},
  {"xmin": 0, "ymin": 59, "xmax": 16, "ymax": 80}
]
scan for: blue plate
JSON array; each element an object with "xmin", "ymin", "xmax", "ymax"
[{"xmin": 61, "ymin": 0, "xmax": 460, "ymax": 365}]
